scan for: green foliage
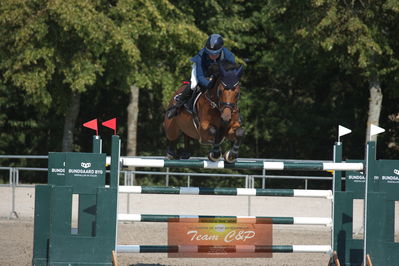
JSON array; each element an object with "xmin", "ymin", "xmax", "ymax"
[
  {"xmin": 0, "ymin": 0, "xmax": 204, "ymax": 156},
  {"xmin": 231, "ymin": 0, "xmax": 399, "ymax": 159},
  {"xmin": 1, "ymin": 0, "xmax": 399, "ymax": 183}
]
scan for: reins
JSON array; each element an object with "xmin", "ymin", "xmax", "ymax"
[{"xmin": 204, "ymin": 90, "xmax": 218, "ymax": 109}]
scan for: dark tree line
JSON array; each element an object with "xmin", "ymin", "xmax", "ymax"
[{"xmin": 1, "ymin": 0, "xmax": 398, "ymax": 167}]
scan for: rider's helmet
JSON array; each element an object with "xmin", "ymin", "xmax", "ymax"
[{"xmin": 205, "ymin": 34, "xmax": 224, "ymax": 55}]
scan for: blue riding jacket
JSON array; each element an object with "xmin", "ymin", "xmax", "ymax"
[{"xmin": 190, "ymin": 47, "xmax": 235, "ymax": 89}]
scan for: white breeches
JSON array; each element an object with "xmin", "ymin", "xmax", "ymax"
[{"xmin": 190, "ymin": 63, "xmax": 198, "ymax": 90}]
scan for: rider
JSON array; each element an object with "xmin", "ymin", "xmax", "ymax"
[{"xmin": 166, "ymin": 33, "xmax": 236, "ymax": 119}]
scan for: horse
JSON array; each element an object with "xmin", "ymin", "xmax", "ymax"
[{"xmin": 163, "ymin": 60, "xmax": 244, "ymax": 163}]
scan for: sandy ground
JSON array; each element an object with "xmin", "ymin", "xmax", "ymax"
[
  {"xmin": 0, "ymin": 186, "xmax": 396, "ymax": 266},
  {"xmin": 0, "ymin": 218, "xmax": 330, "ymax": 266}
]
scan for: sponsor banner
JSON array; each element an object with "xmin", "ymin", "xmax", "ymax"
[
  {"xmin": 65, "ymin": 152, "xmax": 106, "ymax": 194},
  {"xmin": 347, "ymin": 173, "xmax": 365, "ymax": 183},
  {"xmin": 168, "ymin": 218, "xmax": 272, "ymax": 258},
  {"xmin": 48, "ymin": 153, "xmax": 67, "ymax": 186},
  {"xmin": 377, "ymin": 161, "xmax": 399, "ymax": 197},
  {"xmin": 380, "ymin": 175, "xmax": 399, "ymax": 183},
  {"xmin": 48, "ymin": 152, "xmax": 106, "ymax": 193}
]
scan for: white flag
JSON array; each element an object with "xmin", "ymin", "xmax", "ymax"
[
  {"xmin": 338, "ymin": 125, "xmax": 352, "ymax": 137},
  {"xmin": 370, "ymin": 124, "xmax": 385, "ymax": 137}
]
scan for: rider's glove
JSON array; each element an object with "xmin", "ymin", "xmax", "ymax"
[{"xmin": 205, "ymin": 77, "xmax": 216, "ymax": 90}]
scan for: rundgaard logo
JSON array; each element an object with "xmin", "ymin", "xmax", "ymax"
[
  {"xmin": 81, "ymin": 162, "xmax": 91, "ymax": 168},
  {"xmin": 394, "ymin": 169, "xmax": 399, "ymax": 176}
]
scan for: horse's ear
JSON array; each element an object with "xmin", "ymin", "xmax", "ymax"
[
  {"xmin": 219, "ymin": 63, "xmax": 227, "ymax": 76},
  {"xmin": 235, "ymin": 65, "xmax": 244, "ymax": 79}
]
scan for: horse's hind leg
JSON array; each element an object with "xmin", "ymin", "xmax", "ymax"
[
  {"xmin": 164, "ymin": 117, "xmax": 182, "ymax": 159},
  {"xmin": 224, "ymin": 127, "xmax": 245, "ymax": 163},
  {"xmin": 167, "ymin": 139, "xmax": 179, "ymax": 159},
  {"xmin": 178, "ymin": 134, "xmax": 191, "ymax": 159}
]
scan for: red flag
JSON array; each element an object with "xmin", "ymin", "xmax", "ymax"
[
  {"xmin": 83, "ymin": 119, "xmax": 98, "ymax": 135},
  {"xmin": 102, "ymin": 118, "xmax": 117, "ymax": 135}
]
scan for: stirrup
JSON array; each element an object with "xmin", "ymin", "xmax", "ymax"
[{"xmin": 183, "ymin": 102, "xmax": 194, "ymax": 114}]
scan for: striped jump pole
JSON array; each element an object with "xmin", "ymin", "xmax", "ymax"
[
  {"xmin": 117, "ymin": 214, "xmax": 332, "ymax": 226},
  {"xmin": 115, "ymin": 245, "xmax": 332, "ymax": 254},
  {"xmin": 114, "ymin": 157, "xmax": 364, "ymax": 171},
  {"xmin": 119, "ymin": 186, "xmax": 333, "ymax": 198}
]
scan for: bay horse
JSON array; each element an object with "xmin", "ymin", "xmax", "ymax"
[{"xmin": 163, "ymin": 61, "xmax": 244, "ymax": 163}]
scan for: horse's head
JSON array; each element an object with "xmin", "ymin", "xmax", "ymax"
[{"xmin": 215, "ymin": 61, "xmax": 243, "ymax": 122}]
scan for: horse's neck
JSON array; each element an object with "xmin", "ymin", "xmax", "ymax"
[
  {"xmin": 208, "ymin": 80, "xmax": 220, "ymax": 99},
  {"xmin": 197, "ymin": 81, "xmax": 219, "ymax": 111}
]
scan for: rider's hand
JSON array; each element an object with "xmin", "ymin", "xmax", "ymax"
[{"xmin": 206, "ymin": 79, "xmax": 216, "ymax": 90}]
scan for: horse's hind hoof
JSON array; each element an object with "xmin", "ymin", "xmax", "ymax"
[
  {"xmin": 208, "ymin": 151, "xmax": 222, "ymax": 162},
  {"xmin": 166, "ymin": 151, "xmax": 179, "ymax": 160},
  {"xmin": 223, "ymin": 150, "xmax": 237, "ymax": 163},
  {"xmin": 177, "ymin": 149, "xmax": 191, "ymax": 159}
]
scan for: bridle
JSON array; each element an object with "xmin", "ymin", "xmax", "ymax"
[{"xmin": 206, "ymin": 80, "xmax": 239, "ymax": 113}]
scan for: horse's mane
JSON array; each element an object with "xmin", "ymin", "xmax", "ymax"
[
  {"xmin": 208, "ymin": 60, "xmax": 241, "ymax": 76},
  {"xmin": 220, "ymin": 60, "xmax": 241, "ymax": 71}
]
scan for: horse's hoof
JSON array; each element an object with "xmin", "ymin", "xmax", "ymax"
[
  {"xmin": 180, "ymin": 153, "xmax": 191, "ymax": 159},
  {"xmin": 178, "ymin": 149, "xmax": 191, "ymax": 159},
  {"xmin": 223, "ymin": 150, "xmax": 237, "ymax": 163},
  {"xmin": 208, "ymin": 151, "xmax": 222, "ymax": 162},
  {"xmin": 166, "ymin": 151, "xmax": 179, "ymax": 160}
]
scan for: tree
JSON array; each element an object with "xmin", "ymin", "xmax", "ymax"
[
  {"xmin": 308, "ymin": 0, "xmax": 399, "ymax": 144},
  {"xmin": 229, "ymin": 0, "xmax": 399, "ymax": 158},
  {"xmin": 0, "ymin": 0, "xmax": 204, "ymax": 155},
  {"xmin": 0, "ymin": 0, "xmax": 140, "ymax": 152},
  {"xmin": 109, "ymin": 0, "xmax": 205, "ymax": 156}
]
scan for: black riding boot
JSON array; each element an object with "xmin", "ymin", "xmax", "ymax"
[{"xmin": 166, "ymin": 85, "xmax": 193, "ymax": 119}]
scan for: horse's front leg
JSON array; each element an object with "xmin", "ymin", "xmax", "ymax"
[
  {"xmin": 207, "ymin": 126, "xmax": 222, "ymax": 161},
  {"xmin": 224, "ymin": 126, "xmax": 244, "ymax": 163},
  {"xmin": 209, "ymin": 143, "xmax": 222, "ymax": 161}
]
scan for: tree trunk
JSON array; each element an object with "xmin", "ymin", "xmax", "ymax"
[
  {"xmin": 388, "ymin": 113, "xmax": 399, "ymax": 151},
  {"xmin": 62, "ymin": 91, "xmax": 81, "ymax": 151},
  {"xmin": 366, "ymin": 79, "xmax": 383, "ymax": 143},
  {"xmin": 127, "ymin": 85, "xmax": 139, "ymax": 156}
]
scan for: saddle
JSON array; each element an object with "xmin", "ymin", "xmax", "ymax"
[
  {"xmin": 182, "ymin": 87, "xmax": 203, "ymax": 132},
  {"xmin": 183, "ymin": 88, "xmax": 201, "ymax": 115}
]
